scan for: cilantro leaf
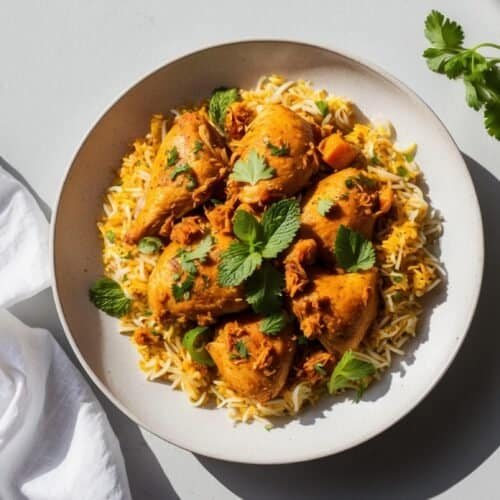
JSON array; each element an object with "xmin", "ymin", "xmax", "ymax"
[
  {"xmin": 317, "ymin": 198, "xmax": 335, "ymax": 216},
  {"xmin": 230, "ymin": 149, "xmax": 276, "ymax": 185},
  {"xmin": 193, "ymin": 140, "xmax": 204, "ymax": 155},
  {"xmin": 315, "ymin": 100, "xmax": 329, "ymax": 117},
  {"xmin": 138, "ymin": 236, "xmax": 163, "ymax": 254},
  {"xmin": 172, "ymin": 274, "xmax": 195, "ymax": 302},
  {"xmin": 261, "ymin": 198, "xmax": 301, "ymax": 259},
  {"xmin": 396, "ymin": 166, "xmax": 408, "ymax": 178},
  {"xmin": 208, "ymin": 87, "xmax": 239, "ymax": 130},
  {"xmin": 183, "ymin": 235, "xmax": 213, "ymax": 263},
  {"xmin": 334, "ymin": 225, "xmax": 376, "ymax": 272},
  {"xmin": 424, "ymin": 10, "xmax": 464, "ymax": 49},
  {"xmin": 89, "ymin": 277, "xmax": 132, "ymax": 318},
  {"xmin": 245, "ymin": 263, "xmax": 284, "ymax": 314},
  {"xmin": 485, "ymin": 101, "xmax": 500, "ymax": 140},
  {"xmin": 232, "ymin": 209, "xmax": 263, "ymax": 246},
  {"xmin": 423, "ymin": 10, "xmax": 500, "ymax": 141},
  {"xmin": 218, "ymin": 243, "xmax": 262, "ymax": 287},
  {"xmin": 260, "ymin": 310, "xmax": 289, "ymax": 336},
  {"xmin": 170, "ymin": 163, "xmax": 191, "ymax": 180},
  {"xmin": 266, "ymin": 141, "xmax": 290, "ymax": 156},
  {"xmin": 327, "ymin": 350, "xmax": 375, "ymax": 396}
]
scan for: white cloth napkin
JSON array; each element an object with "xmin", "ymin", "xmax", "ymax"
[{"xmin": 0, "ymin": 167, "xmax": 131, "ymax": 500}]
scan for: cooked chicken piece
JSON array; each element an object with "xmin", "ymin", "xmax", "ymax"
[
  {"xmin": 299, "ymin": 167, "xmax": 392, "ymax": 264},
  {"xmin": 228, "ymin": 104, "xmax": 319, "ymax": 205},
  {"xmin": 285, "ymin": 239, "xmax": 378, "ymax": 355},
  {"xmin": 147, "ymin": 217, "xmax": 247, "ymax": 324},
  {"xmin": 126, "ymin": 111, "xmax": 228, "ymax": 243},
  {"xmin": 292, "ymin": 347, "xmax": 335, "ymax": 386},
  {"xmin": 207, "ymin": 314, "xmax": 296, "ymax": 402},
  {"xmin": 224, "ymin": 101, "xmax": 255, "ymax": 141}
]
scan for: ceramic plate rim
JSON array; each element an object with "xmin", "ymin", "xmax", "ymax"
[{"xmin": 50, "ymin": 39, "xmax": 484, "ymax": 464}]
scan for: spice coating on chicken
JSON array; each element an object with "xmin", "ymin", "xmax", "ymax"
[
  {"xmin": 228, "ymin": 104, "xmax": 319, "ymax": 205},
  {"xmin": 207, "ymin": 315, "xmax": 296, "ymax": 402},
  {"xmin": 285, "ymin": 239, "xmax": 378, "ymax": 355},
  {"xmin": 126, "ymin": 111, "xmax": 228, "ymax": 243},
  {"xmin": 147, "ymin": 217, "xmax": 247, "ymax": 325},
  {"xmin": 299, "ymin": 167, "xmax": 392, "ymax": 264}
]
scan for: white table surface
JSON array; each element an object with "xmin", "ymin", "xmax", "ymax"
[{"xmin": 2, "ymin": 0, "xmax": 499, "ymax": 498}]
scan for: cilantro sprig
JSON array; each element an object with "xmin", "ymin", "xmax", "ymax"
[
  {"xmin": 334, "ymin": 225, "xmax": 376, "ymax": 272},
  {"xmin": 230, "ymin": 149, "xmax": 276, "ymax": 185},
  {"xmin": 327, "ymin": 350, "xmax": 375, "ymax": 399},
  {"xmin": 260, "ymin": 310, "xmax": 289, "ymax": 336},
  {"xmin": 218, "ymin": 199, "xmax": 300, "ymax": 313},
  {"xmin": 423, "ymin": 10, "xmax": 500, "ymax": 140}
]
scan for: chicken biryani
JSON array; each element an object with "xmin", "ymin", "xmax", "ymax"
[{"xmin": 90, "ymin": 75, "xmax": 443, "ymax": 426}]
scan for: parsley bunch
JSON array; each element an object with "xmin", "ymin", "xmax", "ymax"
[
  {"xmin": 218, "ymin": 198, "xmax": 300, "ymax": 317},
  {"xmin": 423, "ymin": 10, "xmax": 500, "ymax": 139}
]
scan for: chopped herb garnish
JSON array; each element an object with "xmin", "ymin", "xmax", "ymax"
[
  {"xmin": 210, "ymin": 198, "xmax": 222, "ymax": 206},
  {"xmin": 138, "ymin": 236, "xmax": 163, "ymax": 254},
  {"xmin": 390, "ymin": 272, "xmax": 404, "ymax": 284},
  {"xmin": 182, "ymin": 326, "xmax": 214, "ymax": 366},
  {"xmin": 105, "ymin": 230, "xmax": 115, "ymax": 243},
  {"xmin": 260, "ymin": 310, "xmax": 288, "ymax": 336},
  {"xmin": 371, "ymin": 155, "xmax": 382, "ymax": 166},
  {"xmin": 193, "ymin": 140, "xmax": 204, "ymax": 155},
  {"xmin": 170, "ymin": 163, "xmax": 191, "ymax": 180},
  {"xmin": 356, "ymin": 174, "xmax": 377, "ymax": 189},
  {"xmin": 314, "ymin": 363, "xmax": 327, "ymax": 376},
  {"xmin": 234, "ymin": 340, "xmax": 249, "ymax": 359},
  {"xmin": 186, "ymin": 174, "xmax": 197, "ymax": 191},
  {"xmin": 297, "ymin": 334, "xmax": 308, "ymax": 345},
  {"xmin": 171, "ymin": 272, "xmax": 181, "ymax": 282},
  {"xmin": 166, "ymin": 146, "xmax": 179, "ymax": 166},
  {"xmin": 172, "ymin": 275, "xmax": 195, "ymax": 302},
  {"xmin": 89, "ymin": 277, "xmax": 132, "ymax": 318},
  {"xmin": 345, "ymin": 178, "xmax": 355, "ymax": 189},
  {"xmin": 266, "ymin": 140, "xmax": 290, "ymax": 157},
  {"xmin": 208, "ymin": 87, "xmax": 239, "ymax": 130},
  {"xmin": 397, "ymin": 165, "xmax": 408, "ymax": 177},
  {"xmin": 327, "ymin": 350, "xmax": 375, "ymax": 398},
  {"xmin": 317, "ymin": 198, "xmax": 335, "ymax": 216},
  {"xmin": 177, "ymin": 235, "xmax": 214, "ymax": 275},
  {"xmin": 315, "ymin": 100, "xmax": 329, "ymax": 117},
  {"xmin": 230, "ymin": 149, "xmax": 276, "ymax": 185},
  {"xmin": 334, "ymin": 225, "xmax": 376, "ymax": 272}
]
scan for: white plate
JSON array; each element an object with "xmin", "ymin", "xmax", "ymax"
[{"xmin": 51, "ymin": 41, "xmax": 483, "ymax": 464}]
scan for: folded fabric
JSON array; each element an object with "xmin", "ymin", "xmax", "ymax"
[
  {"xmin": 0, "ymin": 168, "xmax": 50, "ymax": 308},
  {"xmin": 0, "ymin": 166, "xmax": 131, "ymax": 500}
]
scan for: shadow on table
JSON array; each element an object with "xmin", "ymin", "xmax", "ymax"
[{"xmin": 196, "ymin": 153, "xmax": 500, "ymax": 500}]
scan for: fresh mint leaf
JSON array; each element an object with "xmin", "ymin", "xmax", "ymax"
[
  {"xmin": 334, "ymin": 225, "xmax": 376, "ymax": 272},
  {"xmin": 260, "ymin": 310, "xmax": 288, "ymax": 336},
  {"xmin": 245, "ymin": 263, "xmax": 284, "ymax": 314},
  {"xmin": 261, "ymin": 198, "xmax": 301, "ymax": 259},
  {"xmin": 89, "ymin": 277, "xmax": 131, "ymax": 317},
  {"xmin": 232, "ymin": 209, "xmax": 263, "ymax": 246},
  {"xmin": 218, "ymin": 243, "xmax": 262, "ymax": 287},
  {"xmin": 208, "ymin": 87, "xmax": 239, "ymax": 130},
  {"xmin": 138, "ymin": 236, "xmax": 163, "ymax": 254},
  {"xmin": 327, "ymin": 350, "xmax": 375, "ymax": 395},
  {"xmin": 105, "ymin": 230, "xmax": 115, "ymax": 243},
  {"xmin": 230, "ymin": 149, "xmax": 276, "ymax": 185}
]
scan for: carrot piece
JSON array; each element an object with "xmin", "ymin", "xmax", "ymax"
[{"xmin": 319, "ymin": 133, "xmax": 359, "ymax": 169}]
